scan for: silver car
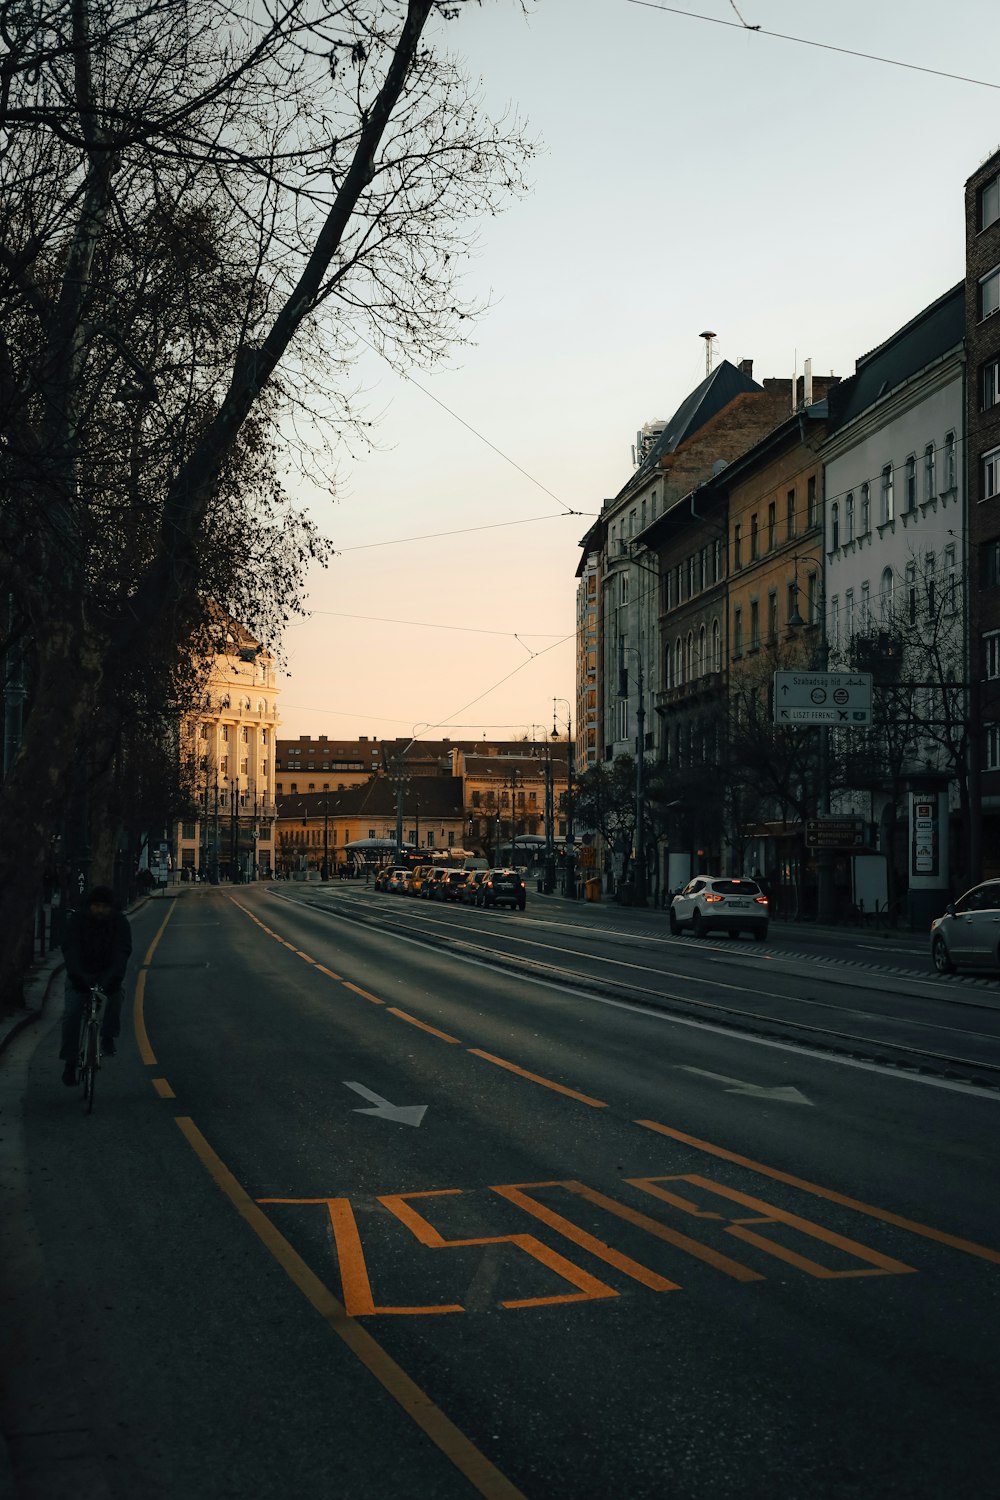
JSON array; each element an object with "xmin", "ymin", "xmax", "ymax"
[
  {"xmin": 930, "ymin": 880, "xmax": 1000, "ymax": 974},
  {"xmin": 669, "ymin": 875, "xmax": 769, "ymax": 941}
]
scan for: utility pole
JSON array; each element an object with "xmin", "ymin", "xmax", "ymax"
[
  {"xmin": 544, "ymin": 743, "xmax": 555, "ymax": 892},
  {"xmin": 322, "ymin": 795, "xmax": 330, "ymax": 880}
]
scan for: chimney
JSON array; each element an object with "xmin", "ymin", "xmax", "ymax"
[{"xmin": 737, "ymin": 358, "xmax": 753, "ymax": 378}]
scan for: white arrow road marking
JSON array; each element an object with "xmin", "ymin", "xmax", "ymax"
[
  {"xmin": 677, "ymin": 1066, "xmax": 813, "ymax": 1105},
  {"xmin": 344, "ymin": 1081, "xmax": 428, "ymax": 1127}
]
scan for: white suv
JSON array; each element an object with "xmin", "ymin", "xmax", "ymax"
[{"xmin": 669, "ymin": 876, "xmax": 769, "ymax": 941}]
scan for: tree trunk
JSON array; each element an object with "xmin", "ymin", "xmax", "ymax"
[{"xmin": 0, "ymin": 618, "xmax": 102, "ymax": 1013}]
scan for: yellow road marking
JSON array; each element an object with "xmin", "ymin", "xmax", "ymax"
[
  {"xmin": 562, "ymin": 1180, "xmax": 763, "ymax": 1282},
  {"xmin": 343, "ymin": 982, "xmax": 384, "ymax": 1006},
  {"xmin": 635, "ymin": 1119, "xmax": 1000, "ymax": 1266},
  {"xmin": 152, "ymin": 1078, "xmax": 175, "ymax": 1099},
  {"xmin": 389, "ymin": 1008, "xmax": 461, "ymax": 1044},
  {"xmin": 630, "ymin": 1175, "xmax": 914, "ymax": 1279},
  {"xmin": 491, "ymin": 1184, "xmax": 680, "ymax": 1292},
  {"xmin": 315, "ymin": 964, "xmax": 343, "ymax": 980},
  {"xmin": 177, "ymin": 1120, "xmax": 526, "ymax": 1499},
  {"xmin": 380, "ymin": 1190, "xmax": 618, "ymax": 1310},
  {"xmin": 468, "ymin": 1049, "xmax": 607, "ymax": 1108},
  {"xmin": 259, "ymin": 1198, "xmax": 465, "ymax": 1316},
  {"xmin": 134, "ymin": 900, "xmax": 178, "ymax": 1065}
]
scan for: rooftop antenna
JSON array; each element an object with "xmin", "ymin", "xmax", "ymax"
[{"xmin": 699, "ymin": 330, "xmax": 717, "ymax": 378}]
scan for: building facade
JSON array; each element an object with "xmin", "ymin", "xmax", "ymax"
[{"xmin": 176, "ymin": 626, "xmax": 280, "ymax": 879}]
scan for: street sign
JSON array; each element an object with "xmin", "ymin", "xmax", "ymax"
[
  {"xmin": 774, "ymin": 670, "xmax": 872, "ymax": 727},
  {"xmin": 805, "ymin": 818, "xmax": 867, "ymax": 850}
]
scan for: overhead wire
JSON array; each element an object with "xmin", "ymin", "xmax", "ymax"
[{"xmin": 625, "ymin": 1, "xmax": 1000, "ymax": 92}]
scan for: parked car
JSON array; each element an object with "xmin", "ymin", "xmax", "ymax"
[
  {"xmin": 481, "ymin": 868, "xmax": 527, "ymax": 911},
  {"xmin": 436, "ymin": 869, "xmax": 469, "ymax": 902},
  {"xmin": 669, "ymin": 876, "xmax": 769, "ymax": 940},
  {"xmin": 462, "ymin": 869, "xmax": 489, "ymax": 905},
  {"xmin": 930, "ymin": 880, "xmax": 1000, "ymax": 974},
  {"xmin": 422, "ymin": 867, "xmax": 449, "ymax": 899}
]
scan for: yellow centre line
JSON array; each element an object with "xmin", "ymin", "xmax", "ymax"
[
  {"xmin": 175, "ymin": 1117, "xmax": 526, "ymax": 1500},
  {"xmin": 468, "ymin": 1049, "xmax": 607, "ymax": 1109},
  {"xmin": 134, "ymin": 899, "xmax": 177, "ymax": 1065},
  {"xmin": 388, "ymin": 1008, "xmax": 461, "ymax": 1044}
]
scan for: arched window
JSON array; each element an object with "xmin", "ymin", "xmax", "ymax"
[
  {"xmin": 685, "ymin": 632, "xmax": 693, "ymax": 681},
  {"xmin": 697, "ymin": 624, "xmax": 707, "ymax": 676},
  {"xmin": 880, "ymin": 566, "xmax": 894, "ymax": 622},
  {"xmin": 845, "ymin": 492, "xmax": 854, "ymax": 541},
  {"xmin": 831, "ymin": 501, "xmax": 840, "ymax": 550},
  {"xmin": 711, "ymin": 618, "xmax": 721, "ymax": 672},
  {"xmin": 674, "ymin": 637, "xmax": 683, "ymax": 685}
]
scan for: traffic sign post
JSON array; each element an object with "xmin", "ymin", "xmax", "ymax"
[{"xmin": 773, "ymin": 670, "xmax": 873, "ymax": 727}]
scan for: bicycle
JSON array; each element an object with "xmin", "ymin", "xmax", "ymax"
[{"xmin": 77, "ymin": 985, "xmax": 107, "ymax": 1114}]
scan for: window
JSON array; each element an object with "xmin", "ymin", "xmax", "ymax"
[
  {"xmin": 985, "ymin": 447, "xmax": 1000, "ymax": 500},
  {"xmin": 880, "ymin": 464, "xmax": 894, "ymax": 524},
  {"xmin": 787, "ymin": 489, "xmax": 796, "ymax": 538},
  {"xmin": 845, "ymin": 588, "xmax": 855, "ymax": 635},
  {"xmin": 199, "ymin": 723, "xmax": 208, "ymax": 739},
  {"xmin": 924, "ymin": 443, "xmax": 936, "ymax": 501},
  {"xmin": 685, "ymin": 632, "xmax": 693, "ymax": 680},
  {"xmin": 880, "ymin": 567, "xmax": 894, "ymax": 623},
  {"xmin": 711, "ymin": 618, "xmax": 721, "ymax": 671},
  {"xmin": 714, "ymin": 538, "xmax": 723, "ymax": 581},
  {"xmin": 830, "ymin": 595, "xmax": 840, "ymax": 646},
  {"xmin": 807, "ymin": 476, "xmax": 817, "ymax": 526},
  {"xmin": 845, "ymin": 492, "xmax": 854, "ymax": 542},
  {"xmin": 985, "ymin": 632, "xmax": 1000, "ymax": 679},
  {"xmin": 697, "ymin": 624, "xmax": 706, "ymax": 675},
  {"xmin": 619, "ymin": 571, "xmax": 630, "ymax": 605},
  {"xmin": 983, "ymin": 540, "xmax": 1000, "ymax": 589},
  {"xmin": 945, "ymin": 431, "xmax": 957, "ymax": 490},
  {"xmin": 787, "ymin": 580, "xmax": 799, "ymax": 625},
  {"xmin": 830, "ymin": 502, "xmax": 840, "ymax": 550},
  {"xmin": 750, "ymin": 514, "xmax": 759, "ymax": 560},
  {"xmin": 925, "ymin": 553, "xmax": 936, "ymax": 618},
  {"xmin": 617, "ymin": 698, "xmax": 629, "ymax": 741},
  {"xmin": 767, "ymin": 589, "xmax": 777, "ymax": 642},
  {"xmin": 987, "ymin": 724, "xmax": 1000, "ymax": 772},
  {"xmin": 980, "ymin": 265, "xmax": 1000, "ymax": 320},
  {"xmin": 767, "ymin": 502, "xmax": 776, "ymax": 551},
  {"xmin": 906, "ymin": 561, "xmax": 917, "ymax": 624},
  {"xmin": 750, "ymin": 599, "xmax": 760, "ymax": 650},
  {"xmin": 733, "ymin": 606, "xmax": 743, "ymax": 658},
  {"xmin": 860, "ymin": 482, "xmax": 871, "ymax": 533},
  {"xmin": 983, "ymin": 359, "xmax": 1000, "ymax": 410},
  {"xmin": 674, "ymin": 637, "xmax": 683, "ymax": 684},
  {"xmin": 733, "ymin": 523, "xmax": 742, "ymax": 568},
  {"xmin": 983, "ymin": 172, "xmax": 1000, "ymax": 231},
  {"xmin": 944, "ymin": 544, "xmax": 957, "ymax": 613},
  {"xmin": 861, "ymin": 580, "xmax": 870, "ymax": 624},
  {"xmin": 905, "ymin": 455, "xmax": 916, "ymax": 512}
]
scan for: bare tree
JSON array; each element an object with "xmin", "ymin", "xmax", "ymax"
[{"xmin": 0, "ymin": 0, "xmax": 536, "ymax": 1008}]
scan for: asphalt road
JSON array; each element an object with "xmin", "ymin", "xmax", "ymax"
[{"xmin": 2, "ymin": 883, "xmax": 999, "ymax": 1499}]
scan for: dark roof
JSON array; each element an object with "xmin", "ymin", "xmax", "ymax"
[
  {"xmin": 614, "ymin": 360, "xmax": 764, "ymax": 503},
  {"xmin": 827, "ymin": 283, "xmax": 964, "ymax": 434},
  {"xmin": 277, "ymin": 780, "xmax": 464, "ymax": 820}
]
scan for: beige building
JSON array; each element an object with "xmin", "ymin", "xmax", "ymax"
[{"xmin": 175, "ymin": 625, "xmax": 281, "ymax": 879}]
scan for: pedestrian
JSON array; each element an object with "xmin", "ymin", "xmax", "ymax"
[{"xmin": 59, "ymin": 885, "xmax": 133, "ymax": 1086}]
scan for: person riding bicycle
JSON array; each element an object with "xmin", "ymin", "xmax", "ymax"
[{"xmin": 59, "ymin": 885, "xmax": 133, "ymax": 1086}]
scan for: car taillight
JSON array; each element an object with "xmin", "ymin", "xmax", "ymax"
[
  {"xmin": 755, "ymin": 895, "xmax": 769, "ymax": 906},
  {"xmin": 703, "ymin": 893, "xmax": 724, "ymax": 903}
]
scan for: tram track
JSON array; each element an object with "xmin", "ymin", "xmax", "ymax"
[{"xmin": 278, "ymin": 889, "xmax": 1000, "ymax": 1094}]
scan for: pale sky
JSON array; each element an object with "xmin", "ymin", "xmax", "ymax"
[{"xmin": 278, "ymin": 0, "xmax": 1000, "ymax": 744}]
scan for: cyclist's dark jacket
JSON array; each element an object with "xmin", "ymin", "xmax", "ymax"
[{"xmin": 62, "ymin": 909, "xmax": 133, "ymax": 994}]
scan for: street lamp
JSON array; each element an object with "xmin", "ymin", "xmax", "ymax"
[{"xmin": 552, "ymin": 698, "xmax": 576, "ymax": 897}]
